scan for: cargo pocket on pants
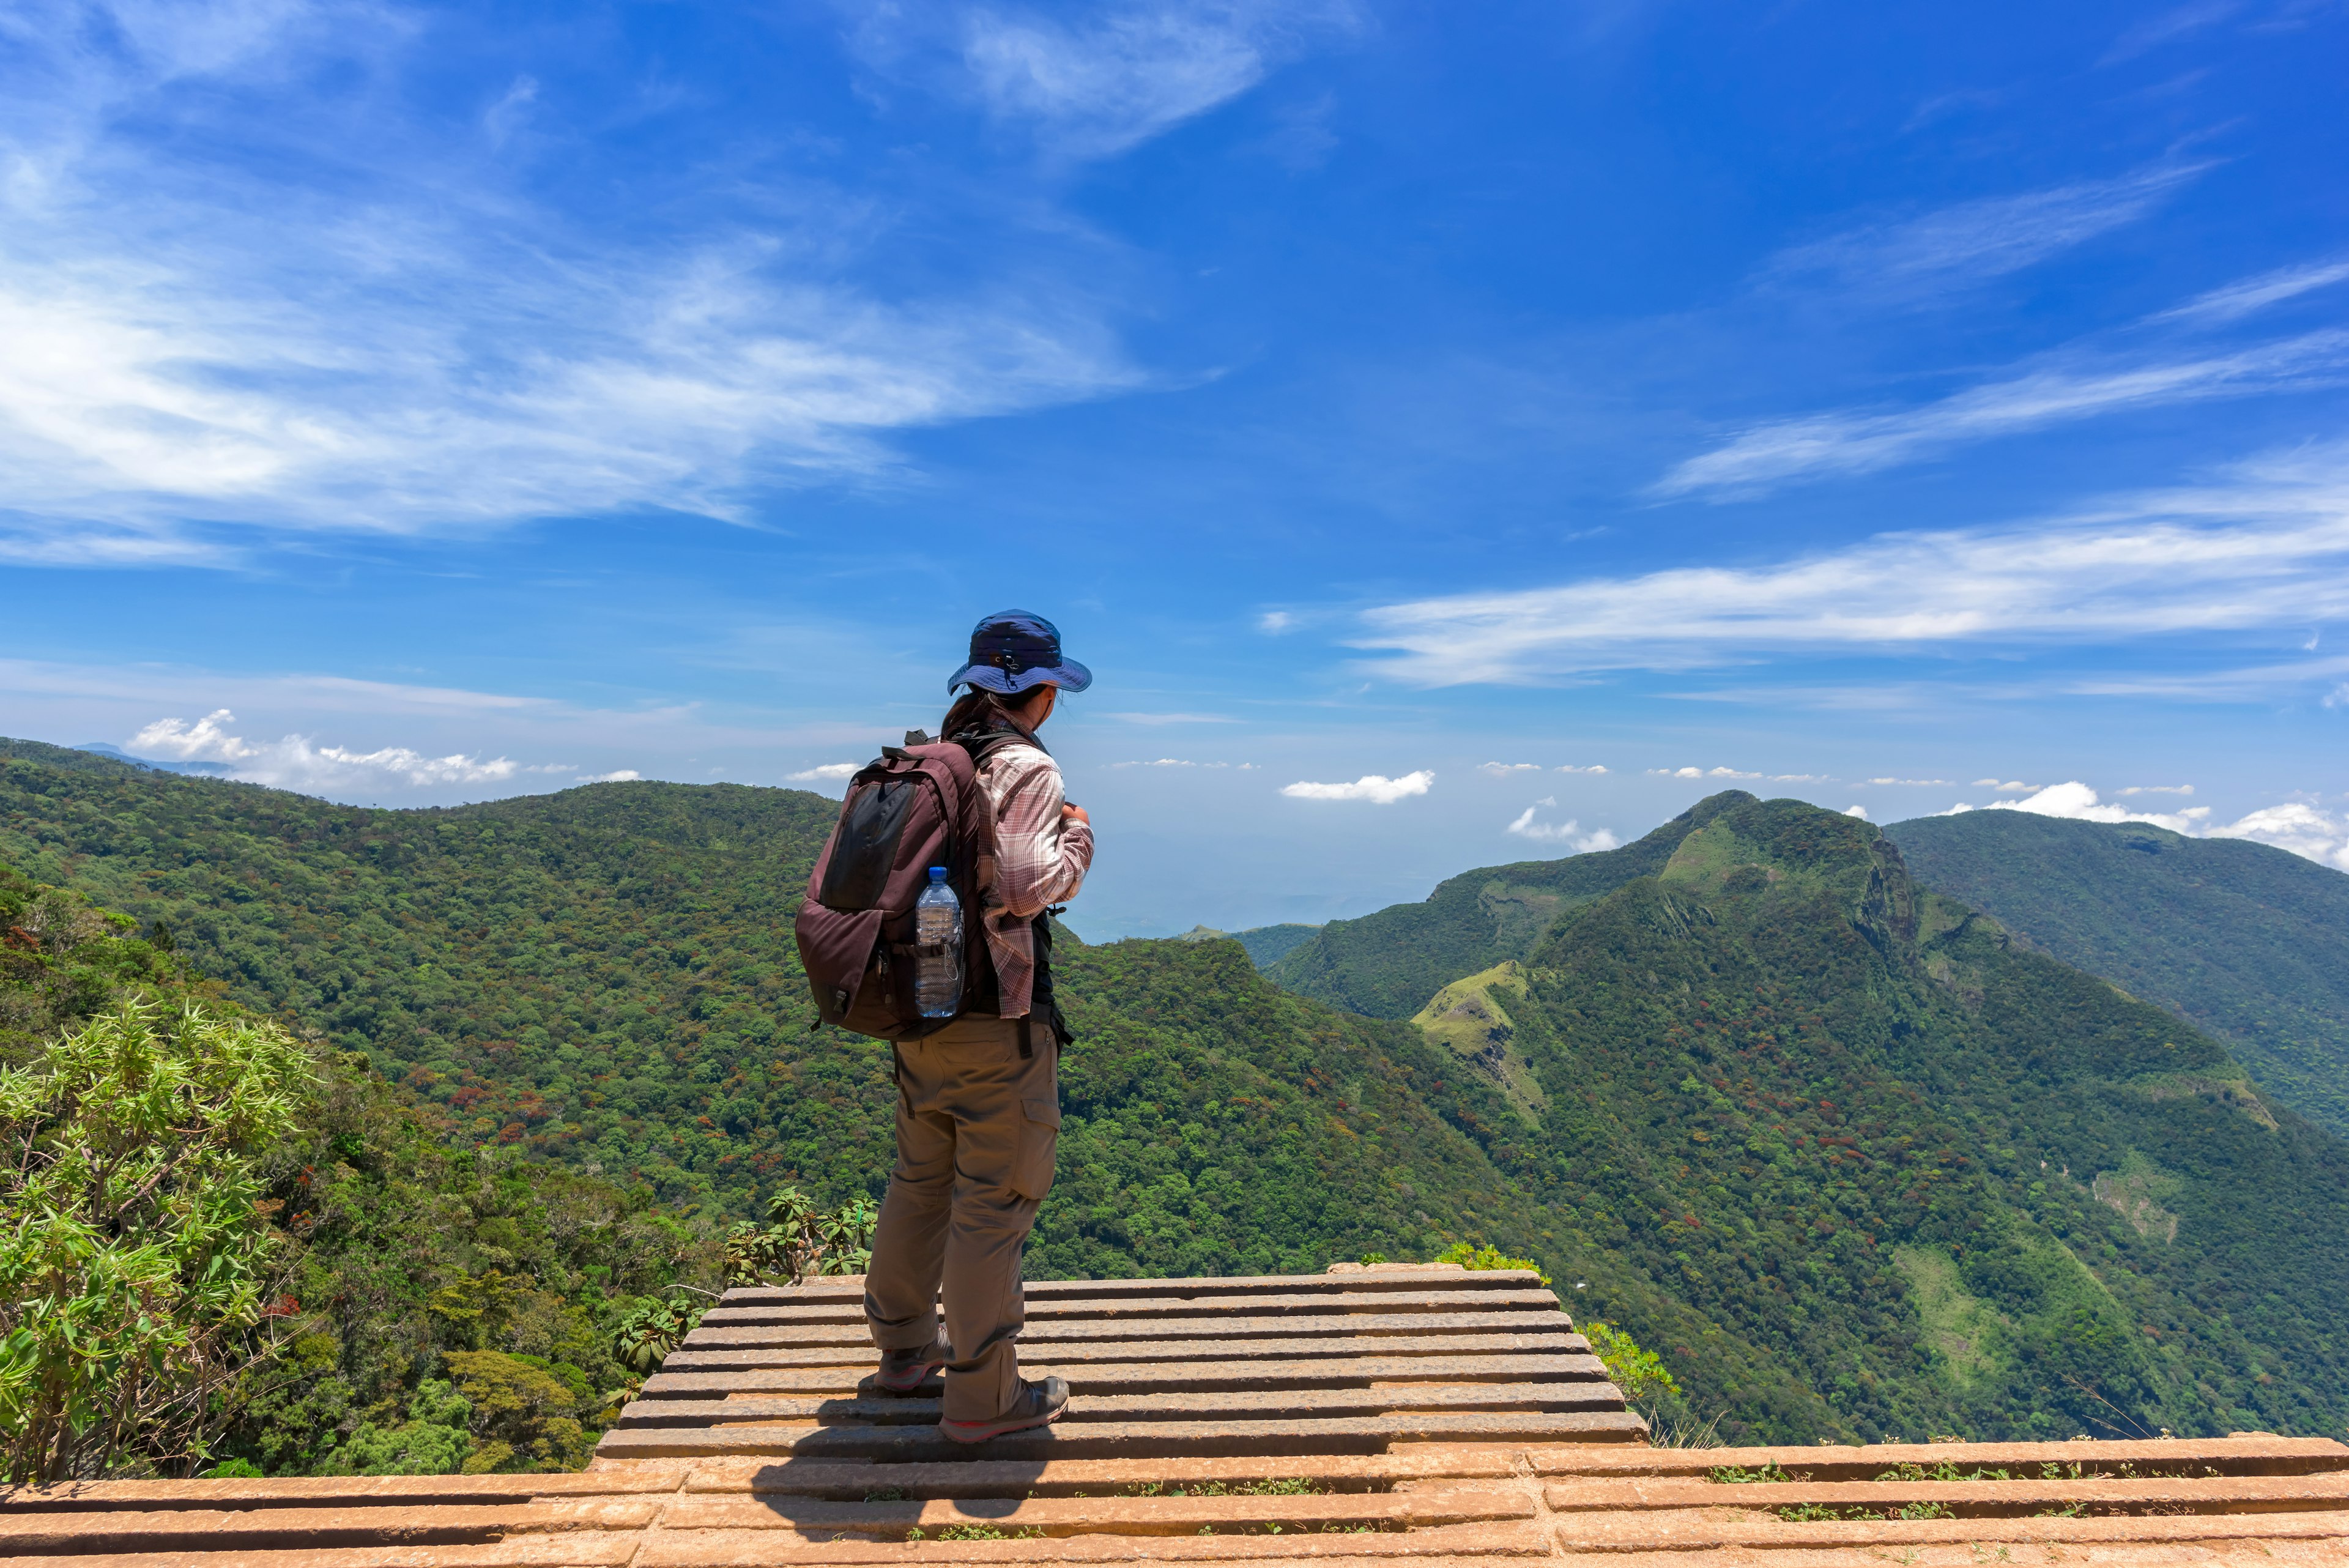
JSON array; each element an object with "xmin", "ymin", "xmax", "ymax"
[{"xmin": 1010, "ymin": 1096, "xmax": 1061, "ymax": 1201}]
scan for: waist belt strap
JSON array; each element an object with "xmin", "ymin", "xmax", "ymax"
[{"xmin": 1018, "ymin": 1017, "xmax": 1033, "ymax": 1060}]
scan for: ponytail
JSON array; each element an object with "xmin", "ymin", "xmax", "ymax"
[{"xmin": 943, "ymin": 687, "xmax": 1022, "ymax": 741}]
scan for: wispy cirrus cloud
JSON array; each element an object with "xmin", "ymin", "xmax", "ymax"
[
  {"xmin": 1759, "ymin": 163, "xmax": 2206, "ymax": 302},
  {"xmin": 1655, "ymin": 329, "xmax": 2349, "ymax": 499},
  {"xmin": 1360, "ymin": 444, "xmax": 2349, "ymax": 683},
  {"xmin": 2155, "ymin": 257, "xmax": 2349, "ymax": 324},
  {"xmin": 0, "ymin": 0, "xmax": 1145, "ymax": 560},
  {"xmin": 843, "ymin": 0, "xmax": 1356, "ymax": 162}
]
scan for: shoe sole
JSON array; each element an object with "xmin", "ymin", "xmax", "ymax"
[
  {"xmin": 937, "ymin": 1405, "xmax": 1066, "ymax": 1444},
  {"xmin": 869, "ymin": 1362, "xmax": 948, "ymax": 1397}
]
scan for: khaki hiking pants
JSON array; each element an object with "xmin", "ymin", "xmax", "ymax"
[{"xmin": 863, "ymin": 1015, "xmax": 1061, "ymax": 1421}]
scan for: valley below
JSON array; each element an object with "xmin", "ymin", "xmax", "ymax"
[{"xmin": 5, "ymin": 737, "xmax": 2346, "ymax": 1476}]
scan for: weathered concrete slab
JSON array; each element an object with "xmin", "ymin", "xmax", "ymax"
[
  {"xmin": 639, "ymin": 1354, "xmax": 1609, "ymax": 1400},
  {"xmin": 633, "ymin": 1520, "xmax": 1552, "ymax": 1566},
  {"xmin": 1546, "ymin": 1473, "xmax": 2349, "ymax": 1514},
  {"xmin": 0, "ymin": 1502, "xmax": 660, "ymax": 1556},
  {"xmin": 618, "ymin": 1382, "xmax": 1628, "ymax": 1430},
  {"xmin": 1521, "ymin": 1435, "xmax": 2349, "ymax": 1481},
  {"xmin": 660, "ymin": 1333, "xmax": 1587, "ymax": 1373},
  {"xmin": 672, "ymin": 1450, "xmax": 1527, "ymax": 1497},
  {"xmin": 0, "ymin": 1475, "xmax": 688, "ymax": 1515},
  {"xmin": 650, "ymin": 1485, "xmax": 1529, "ymax": 1537},
  {"xmin": 595, "ymin": 1410, "xmax": 1652, "ymax": 1462},
  {"xmin": 725, "ymin": 1269, "xmax": 1513, "ymax": 1307},
  {"xmin": 684, "ymin": 1312, "xmax": 1578, "ymax": 1351},
  {"xmin": 22, "ymin": 1537, "xmax": 650, "ymax": 1567},
  {"xmin": 698, "ymin": 1291, "xmax": 1561, "ymax": 1330}
]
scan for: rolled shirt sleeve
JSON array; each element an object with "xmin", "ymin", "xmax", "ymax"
[{"xmin": 977, "ymin": 743, "xmax": 1091, "ymax": 1015}]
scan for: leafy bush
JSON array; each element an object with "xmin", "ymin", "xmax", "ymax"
[
  {"xmin": 1582, "ymin": 1319, "xmax": 1682, "ymax": 1408},
  {"xmin": 0, "ymin": 999, "xmax": 314, "ymax": 1481}
]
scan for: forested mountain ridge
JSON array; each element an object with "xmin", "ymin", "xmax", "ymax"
[
  {"xmin": 0, "ymin": 856, "xmax": 725, "ymax": 1477},
  {"xmin": 1888, "ymin": 809, "xmax": 2349, "ymax": 1140},
  {"xmin": 1264, "ymin": 792, "xmax": 1753, "ymax": 1016},
  {"xmin": 8, "ymin": 738, "xmax": 2344, "ymax": 1447},
  {"xmin": 1457, "ymin": 796, "xmax": 2349, "ymax": 1442},
  {"xmin": 0, "ymin": 739, "xmax": 1737, "ymax": 1287},
  {"xmin": 0, "ymin": 738, "xmax": 1833, "ymax": 1439}
]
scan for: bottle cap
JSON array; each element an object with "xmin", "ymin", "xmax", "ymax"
[{"xmin": 929, "ymin": 866, "xmax": 949, "ymax": 882}]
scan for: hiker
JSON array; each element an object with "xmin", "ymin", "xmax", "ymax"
[{"xmin": 859, "ymin": 610, "xmax": 1094, "ymax": 1441}]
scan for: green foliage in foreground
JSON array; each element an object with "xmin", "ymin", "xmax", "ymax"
[
  {"xmin": 1, "ymin": 1000, "xmax": 310, "ymax": 1481},
  {"xmin": 1888, "ymin": 809, "xmax": 2349, "ymax": 1140},
  {"xmin": 0, "ymin": 861, "xmax": 727, "ymax": 1477},
  {"xmin": 0, "ymin": 738, "xmax": 846, "ymax": 1214}
]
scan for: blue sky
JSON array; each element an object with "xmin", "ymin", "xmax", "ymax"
[{"xmin": 3, "ymin": 0, "xmax": 2347, "ymax": 937}]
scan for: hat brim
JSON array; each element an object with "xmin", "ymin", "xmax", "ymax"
[{"xmin": 948, "ymin": 656, "xmax": 1093, "ymax": 696}]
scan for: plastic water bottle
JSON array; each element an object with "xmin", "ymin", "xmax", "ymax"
[{"xmin": 913, "ymin": 867, "xmax": 963, "ymax": 1019}]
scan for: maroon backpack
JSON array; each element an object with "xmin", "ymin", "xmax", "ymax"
[{"xmin": 795, "ymin": 737, "xmax": 999, "ymax": 1040}]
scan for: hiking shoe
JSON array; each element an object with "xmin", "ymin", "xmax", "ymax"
[
  {"xmin": 869, "ymin": 1339, "xmax": 953, "ymax": 1396},
  {"xmin": 938, "ymin": 1376, "xmax": 1069, "ymax": 1443}
]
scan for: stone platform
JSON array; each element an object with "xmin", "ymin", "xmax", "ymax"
[{"xmin": 8, "ymin": 1266, "xmax": 2349, "ymax": 1564}]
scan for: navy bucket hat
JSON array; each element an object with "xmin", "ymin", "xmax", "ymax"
[{"xmin": 948, "ymin": 609, "xmax": 1093, "ymax": 696}]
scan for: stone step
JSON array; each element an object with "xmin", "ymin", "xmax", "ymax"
[
  {"xmin": 617, "ymin": 1382, "xmax": 1627, "ymax": 1430},
  {"xmin": 594, "ymin": 1410, "xmax": 1652, "ymax": 1461},
  {"xmin": 637, "ymin": 1354, "xmax": 1611, "ymax": 1400},
  {"xmin": 0, "ymin": 1501, "xmax": 658, "ymax": 1556},
  {"xmin": 669, "ymin": 1449, "xmax": 1528, "ymax": 1498},
  {"xmin": 1545, "ymin": 1471, "xmax": 2349, "ymax": 1514},
  {"xmin": 1547, "ymin": 1506, "xmax": 2349, "ymax": 1555},
  {"xmin": 22, "ymin": 1537, "xmax": 649, "ymax": 1567},
  {"xmin": 649, "ymin": 1482, "xmax": 1531, "ymax": 1537},
  {"xmin": 697, "ymin": 1291, "xmax": 1562, "ymax": 1329},
  {"xmin": 1516, "ymin": 1435, "xmax": 2349, "ymax": 1481},
  {"xmin": 661, "ymin": 1332, "xmax": 1586, "ymax": 1373},
  {"xmin": 0, "ymin": 1473, "xmax": 685, "ymax": 1515},
  {"xmin": 631, "ymin": 1520, "xmax": 1549, "ymax": 1566},
  {"xmin": 721, "ymin": 1269, "xmax": 1516, "ymax": 1307},
  {"xmin": 683, "ymin": 1311, "xmax": 1570, "ymax": 1351}
]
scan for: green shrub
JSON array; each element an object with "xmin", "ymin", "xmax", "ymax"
[{"xmin": 0, "ymin": 1000, "xmax": 313, "ymax": 1482}]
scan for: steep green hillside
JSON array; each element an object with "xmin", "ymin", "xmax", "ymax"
[
  {"xmin": 10, "ymin": 741, "xmax": 2343, "ymax": 1445},
  {"xmin": 1498, "ymin": 796, "xmax": 2349, "ymax": 1443},
  {"xmin": 1232, "ymin": 923, "xmax": 1321, "ymax": 969},
  {"xmin": 0, "ymin": 856, "xmax": 724, "ymax": 1476},
  {"xmin": 0, "ymin": 741, "xmax": 1760, "ymax": 1337},
  {"xmin": 1265, "ymin": 793, "xmax": 1750, "ymax": 1017},
  {"xmin": 1888, "ymin": 810, "xmax": 2349, "ymax": 1140}
]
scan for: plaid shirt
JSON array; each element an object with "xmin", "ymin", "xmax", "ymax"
[{"xmin": 976, "ymin": 739, "xmax": 1092, "ymax": 1019}]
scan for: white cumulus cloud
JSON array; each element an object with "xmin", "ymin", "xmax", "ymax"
[
  {"xmin": 2210, "ymin": 803, "xmax": 2349, "ymax": 872},
  {"xmin": 1505, "ymin": 806, "xmax": 1620, "ymax": 851},
  {"xmin": 1479, "ymin": 761, "xmax": 1543, "ymax": 775},
  {"xmin": 1282, "ymin": 770, "xmax": 1433, "ymax": 804},
  {"xmin": 788, "ymin": 762, "xmax": 862, "ymax": 781},
  {"xmin": 1843, "ymin": 804, "xmax": 1870, "ymax": 819},
  {"xmin": 129, "ymin": 709, "xmax": 519, "ymax": 792},
  {"xmin": 1938, "ymin": 779, "xmax": 2211, "ymax": 833},
  {"xmin": 1935, "ymin": 780, "xmax": 2349, "ymax": 872}
]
